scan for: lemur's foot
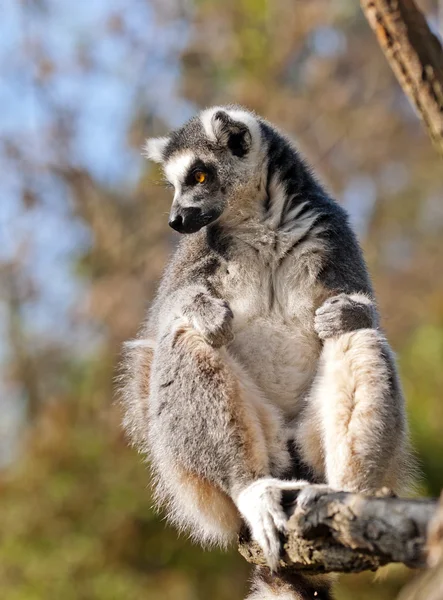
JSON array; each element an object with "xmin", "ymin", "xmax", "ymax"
[
  {"xmin": 314, "ymin": 293, "xmax": 375, "ymax": 341},
  {"xmin": 236, "ymin": 478, "xmax": 312, "ymax": 571},
  {"xmin": 375, "ymin": 487, "xmax": 397, "ymax": 498},
  {"xmin": 295, "ymin": 483, "xmax": 335, "ymax": 510},
  {"xmin": 184, "ymin": 293, "xmax": 234, "ymax": 348}
]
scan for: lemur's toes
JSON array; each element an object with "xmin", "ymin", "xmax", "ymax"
[
  {"xmin": 236, "ymin": 478, "xmax": 311, "ymax": 571},
  {"xmin": 296, "ymin": 484, "xmax": 334, "ymax": 511},
  {"xmin": 375, "ymin": 486, "xmax": 397, "ymax": 498}
]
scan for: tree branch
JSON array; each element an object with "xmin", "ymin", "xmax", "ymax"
[
  {"xmin": 238, "ymin": 490, "xmax": 438, "ymax": 574},
  {"xmin": 360, "ymin": 0, "xmax": 443, "ymax": 155}
]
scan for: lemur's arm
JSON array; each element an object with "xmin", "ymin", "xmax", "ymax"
[
  {"xmin": 297, "ymin": 286, "xmax": 414, "ymax": 496},
  {"xmin": 151, "ymin": 242, "xmax": 235, "ymax": 348}
]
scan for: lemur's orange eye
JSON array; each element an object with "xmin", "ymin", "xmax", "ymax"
[{"xmin": 194, "ymin": 171, "xmax": 206, "ymax": 184}]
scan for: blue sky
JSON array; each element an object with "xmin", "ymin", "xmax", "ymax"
[{"xmin": 0, "ymin": 0, "xmax": 194, "ymax": 463}]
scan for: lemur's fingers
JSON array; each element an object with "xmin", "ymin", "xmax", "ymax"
[
  {"xmin": 236, "ymin": 478, "xmax": 309, "ymax": 571},
  {"xmin": 184, "ymin": 294, "xmax": 234, "ymax": 348},
  {"xmin": 314, "ymin": 293, "xmax": 374, "ymax": 340},
  {"xmin": 315, "ymin": 294, "xmax": 349, "ymax": 317}
]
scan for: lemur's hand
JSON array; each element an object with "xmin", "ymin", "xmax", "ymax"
[
  {"xmin": 183, "ymin": 292, "xmax": 234, "ymax": 348},
  {"xmin": 314, "ymin": 293, "xmax": 376, "ymax": 341}
]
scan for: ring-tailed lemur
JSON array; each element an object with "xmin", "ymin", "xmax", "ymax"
[{"xmin": 121, "ymin": 106, "xmax": 416, "ymax": 600}]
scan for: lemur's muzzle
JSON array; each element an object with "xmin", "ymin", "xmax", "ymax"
[{"xmin": 169, "ymin": 207, "xmax": 218, "ymax": 234}]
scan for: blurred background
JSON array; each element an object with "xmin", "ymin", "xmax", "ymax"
[{"xmin": 0, "ymin": 0, "xmax": 442, "ymax": 598}]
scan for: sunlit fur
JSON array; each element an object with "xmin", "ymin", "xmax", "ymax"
[{"xmin": 121, "ymin": 106, "xmax": 417, "ymax": 599}]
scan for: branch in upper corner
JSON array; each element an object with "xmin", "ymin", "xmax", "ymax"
[
  {"xmin": 360, "ymin": 0, "xmax": 443, "ymax": 156},
  {"xmin": 238, "ymin": 490, "xmax": 438, "ymax": 574}
]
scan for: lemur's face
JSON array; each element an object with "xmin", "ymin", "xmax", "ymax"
[{"xmin": 145, "ymin": 107, "xmax": 261, "ymax": 234}]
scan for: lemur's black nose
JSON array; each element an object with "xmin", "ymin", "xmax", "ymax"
[
  {"xmin": 168, "ymin": 213, "xmax": 184, "ymax": 232},
  {"xmin": 169, "ymin": 207, "xmax": 208, "ymax": 234}
]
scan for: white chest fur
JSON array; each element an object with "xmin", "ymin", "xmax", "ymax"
[{"xmin": 221, "ymin": 227, "xmax": 326, "ymax": 415}]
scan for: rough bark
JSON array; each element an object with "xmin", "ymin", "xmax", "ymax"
[
  {"xmin": 238, "ymin": 490, "xmax": 438, "ymax": 574},
  {"xmin": 360, "ymin": 0, "xmax": 443, "ymax": 155}
]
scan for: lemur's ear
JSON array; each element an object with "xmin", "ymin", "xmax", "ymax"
[
  {"xmin": 143, "ymin": 136, "xmax": 169, "ymax": 163},
  {"xmin": 211, "ymin": 111, "xmax": 252, "ymax": 158}
]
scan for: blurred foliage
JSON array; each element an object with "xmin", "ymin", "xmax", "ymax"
[
  {"xmin": 0, "ymin": 358, "xmax": 248, "ymax": 600},
  {"xmin": 0, "ymin": 0, "xmax": 442, "ymax": 598}
]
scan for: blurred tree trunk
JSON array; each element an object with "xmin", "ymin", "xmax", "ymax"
[
  {"xmin": 397, "ymin": 493, "xmax": 443, "ymax": 599},
  {"xmin": 361, "ymin": 0, "xmax": 443, "ymax": 156}
]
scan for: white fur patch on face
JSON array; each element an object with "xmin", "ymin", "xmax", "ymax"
[
  {"xmin": 164, "ymin": 151, "xmax": 196, "ymax": 188},
  {"xmin": 144, "ymin": 136, "xmax": 169, "ymax": 163}
]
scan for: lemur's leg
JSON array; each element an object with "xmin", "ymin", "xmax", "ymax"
[
  {"xmin": 247, "ymin": 567, "xmax": 333, "ymax": 600},
  {"xmin": 296, "ymin": 293, "xmax": 408, "ymax": 494},
  {"xmin": 123, "ymin": 284, "xmax": 314, "ymax": 569},
  {"xmin": 120, "ymin": 338, "xmax": 155, "ymax": 452},
  {"xmin": 149, "ymin": 322, "xmax": 315, "ymax": 569}
]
